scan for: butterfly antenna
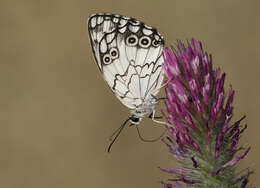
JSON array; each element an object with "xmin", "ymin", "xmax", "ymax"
[
  {"xmin": 107, "ymin": 118, "xmax": 130, "ymax": 153},
  {"xmin": 109, "ymin": 122, "xmax": 126, "ymax": 141},
  {"xmin": 135, "ymin": 125, "xmax": 167, "ymax": 142}
]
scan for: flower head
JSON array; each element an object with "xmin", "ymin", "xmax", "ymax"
[{"xmin": 160, "ymin": 39, "xmax": 253, "ymax": 188}]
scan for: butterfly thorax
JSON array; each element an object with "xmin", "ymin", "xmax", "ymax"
[{"xmin": 129, "ymin": 98, "xmax": 157, "ymax": 124}]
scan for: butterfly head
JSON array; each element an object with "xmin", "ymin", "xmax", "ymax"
[{"xmin": 129, "ymin": 115, "xmax": 142, "ymax": 125}]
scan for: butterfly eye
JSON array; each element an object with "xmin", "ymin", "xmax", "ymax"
[
  {"xmin": 126, "ymin": 34, "xmax": 138, "ymax": 46},
  {"xmin": 109, "ymin": 47, "xmax": 119, "ymax": 60},
  {"xmin": 129, "ymin": 115, "xmax": 141, "ymax": 124},
  {"xmin": 139, "ymin": 36, "xmax": 151, "ymax": 48},
  {"xmin": 103, "ymin": 54, "xmax": 112, "ymax": 65}
]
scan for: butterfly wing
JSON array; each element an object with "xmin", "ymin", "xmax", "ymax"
[{"xmin": 88, "ymin": 13, "xmax": 164, "ymax": 109}]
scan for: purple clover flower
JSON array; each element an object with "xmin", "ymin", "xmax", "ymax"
[{"xmin": 160, "ymin": 39, "xmax": 253, "ymax": 188}]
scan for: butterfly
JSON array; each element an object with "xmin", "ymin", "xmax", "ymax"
[{"xmin": 88, "ymin": 13, "xmax": 165, "ymax": 152}]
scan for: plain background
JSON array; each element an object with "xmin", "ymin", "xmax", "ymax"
[{"xmin": 0, "ymin": 0, "xmax": 259, "ymax": 187}]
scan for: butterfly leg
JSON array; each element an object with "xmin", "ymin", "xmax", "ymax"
[
  {"xmin": 149, "ymin": 110, "xmax": 166, "ymax": 125},
  {"xmin": 151, "ymin": 94, "xmax": 166, "ymax": 101},
  {"xmin": 148, "ymin": 112, "xmax": 162, "ymax": 120},
  {"xmin": 149, "ymin": 95, "xmax": 167, "ymax": 124},
  {"xmin": 157, "ymin": 97, "xmax": 166, "ymax": 101}
]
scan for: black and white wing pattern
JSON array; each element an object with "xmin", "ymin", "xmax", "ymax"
[{"xmin": 88, "ymin": 13, "xmax": 165, "ymax": 109}]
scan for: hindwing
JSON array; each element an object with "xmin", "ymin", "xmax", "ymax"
[{"xmin": 88, "ymin": 13, "xmax": 165, "ymax": 109}]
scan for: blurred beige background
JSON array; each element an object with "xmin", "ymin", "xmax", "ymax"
[{"xmin": 0, "ymin": 0, "xmax": 259, "ymax": 187}]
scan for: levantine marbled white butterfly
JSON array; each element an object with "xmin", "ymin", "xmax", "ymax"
[{"xmin": 88, "ymin": 13, "xmax": 165, "ymax": 152}]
